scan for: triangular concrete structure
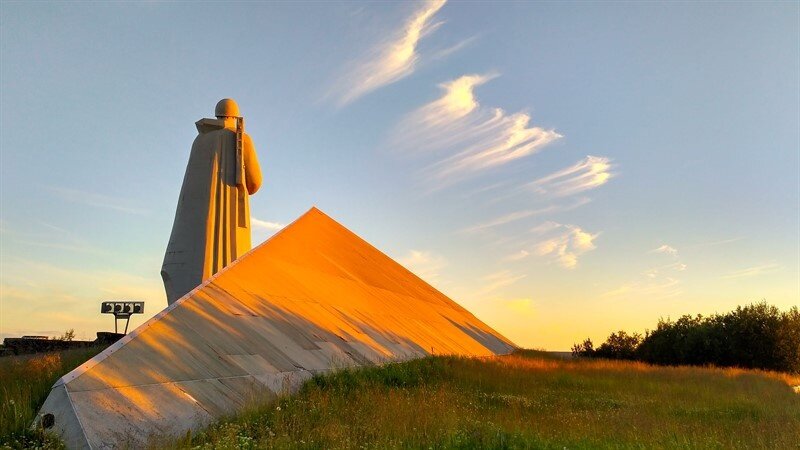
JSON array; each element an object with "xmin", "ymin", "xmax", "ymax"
[{"xmin": 38, "ymin": 208, "xmax": 516, "ymax": 448}]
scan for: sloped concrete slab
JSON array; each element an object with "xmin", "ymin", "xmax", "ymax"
[{"xmin": 37, "ymin": 207, "xmax": 516, "ymax": 448}]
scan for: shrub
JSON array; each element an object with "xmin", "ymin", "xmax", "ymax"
[
  {"xmin": 594, "ymin": 331, "xmax": 641, "ymax": 360},
  {"xmin": 571, "ymin": 338, "xmax": 595, "ymax": 358},
  {"xmin": 574, "ymin": 302, "xmax": 800, "ymax": 373}
]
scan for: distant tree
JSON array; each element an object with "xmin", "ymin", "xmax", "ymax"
[
  {"xmin": 774, "ymin": 306, "xmax": 800, "ymax": 373},
  {"xmin": 636, "ymin": 302, "xmax": 799, "ymax": 373},
  {"xmin": 575, "ymin": 302, "xmax": 799, "ymax": 374},
  {"xmin": 594, "ymin": 331, "xmax": 641, "ymax": 360},
  {"xmin": 55, "ymin": 329, "xmax": 75, "ymax": 342},
  {"xmin": 636, "ymin": 314, "xmax": 716, "ymax": 366},
  {"xmin": 571, "ymin": 338, "xmax": 595, "ymax": 358}
]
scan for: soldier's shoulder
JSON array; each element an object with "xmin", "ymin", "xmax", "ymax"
[{"xmin": 195, "ymin": 118, "xmax": 230, "ymax": 135}]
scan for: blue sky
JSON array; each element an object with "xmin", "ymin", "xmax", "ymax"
[{"xmin": 1, "ymin": 1, "xmax": 797, "ymax": 349}]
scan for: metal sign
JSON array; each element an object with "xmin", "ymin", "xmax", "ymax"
[{"xmin": 101, "ymin": 301, "xmax": 144, "ymax": 334}]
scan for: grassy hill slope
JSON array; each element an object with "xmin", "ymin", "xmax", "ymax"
[
  {"xmin": 175, "ymin": 350, "xmax": 799, "ymax": 449},
  {"xmin": 2, "ymin": 349, "xmax": 798, "ymax": 449}
]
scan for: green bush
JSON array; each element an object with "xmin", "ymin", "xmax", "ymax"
[
  {"xmin": 594, "ymin": 331, "xmax": 641, "ymax": 360},
  {"xmin": 571, "ymin": 338, "xmax": 595, "ymax": 358},
  {"xmin": 575, "ymin": 302, "xmax": 800, "ymax": 373}
]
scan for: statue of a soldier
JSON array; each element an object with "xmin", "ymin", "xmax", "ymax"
[{"xmin": 161, "ymin": 98, "xmax": 262, "ymax": 304}]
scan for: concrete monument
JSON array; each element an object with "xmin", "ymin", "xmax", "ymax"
[
  {"xmin": 35, "ymin": 101, "xmax": 516, "ymax": 448},
  {"xmin": 161, "ymin": 99, "xmax": 262, "ymax": 304},
  {"xmin": 36, "ymin": 208, "xmax": 515, "ymax": 448}
]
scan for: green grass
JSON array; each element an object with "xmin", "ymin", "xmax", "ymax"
[
  {"xmin": 2, "ymin": 349, "xmax": 798, "ymax": 449},
  {"xmin": 173, "ymin": 350, "xmax": 800, "ymax": 449},
  {"xmin": 0, "ymin": 347, "xmax": 103, "ymax": 449}
]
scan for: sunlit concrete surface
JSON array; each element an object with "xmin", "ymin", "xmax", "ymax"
[
  {"xmin": 161, "ymin": 99, "xmax": 262, "ymax": 304},
  {"xmin": 37, "ymin": 207, "xmax": 516, "ymax": 449}
]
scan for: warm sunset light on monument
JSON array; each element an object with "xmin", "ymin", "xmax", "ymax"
[
  {"xmin": 1, "ymin": 1, "xmax": 797, "ymax": 448},
  {"xmin": 161, "ymin": 99, "xmax": 262, "ymax": 304},
  {"xmin": 37, "ymin": 207, "xmax": 514, "ymax": 448}
]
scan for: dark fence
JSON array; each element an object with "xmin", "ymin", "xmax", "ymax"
[{"xmin": 0, "ymin": 332, "xmax": 124, "ymax": 357}]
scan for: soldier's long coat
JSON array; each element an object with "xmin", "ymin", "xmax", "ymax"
[{"xmin": 161, "ymin": 117, "xmax": 262, "ymax": 304}]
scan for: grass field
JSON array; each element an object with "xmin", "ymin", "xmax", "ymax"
[
  {"xmin": 0, "ymin": 346, "xmax": 102, "ymax": 449},
  {"xmin": 175, "ymin": 350, "xmax": 800, "ymax": 449},
  {"xmin": 1, "ymin": 349, "xmax": 798, "ymax": 449}
]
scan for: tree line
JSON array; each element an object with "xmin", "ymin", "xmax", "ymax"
[{"xmin": 572, "ymin": 302, "xmax": 800, "ymax": 373}]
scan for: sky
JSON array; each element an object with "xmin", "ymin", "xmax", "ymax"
[{"xmin": 1, "ymin": 1, "xmax": 798, "ymax": 350}]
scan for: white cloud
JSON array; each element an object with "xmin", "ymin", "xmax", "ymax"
[
  {"xmin": 462, "ymin": 209, "xmax": 540, "ymax": 233},
  {"xmin": 475, "ymin": 270, "xmax": 526, "ymax": 296},
  {"xmin": 251, "ymin": 218, "xmax": 286, "ymax": 245},
  {"xmin": 687, "ymin": 237, "xmax": 744, "ymax": 248},
  {"xmin": 530, "ymin": 221, "xmax": 563, "ymax": 235},
  {"xmin": 429, "ymin": 35, "xmax": 479, "ymax": 61},
  {"xmin": 2, "ymin": 220, "xmax": 105, "ymax": 255},
  {"xmin": 651, "ymin": 244, "xmax": 678, "ymax": 256},
  {"xmin": 462, "ymin": 197, "xmax": 590, "ymax": 234},
  {"xmin": 721, "ymin": 263, "xmax": 780, "ymax": 279},
  {"xmin": 505, "ymin": 250, "xmax": 530, "ymax": 262},
  {"xmin": 331, "ymin": 0, "xmax": 447, "ymax": 106},
  {"xmin": 14, "ymin": 240, "xmax": 104, "ymax": 254},
  {"xmin": 642, "ymin": 262, "xmax": 686, "ymax": 279},
  {"xmin": 605, "ymin": 255, "xmax": 688, "ymax": 301},
  {"xmin": 602, "ymin": 277, "xmax": 682, "ymax": 300},
  {"xmin": 534, "ymin": 224, "xmax": 599, "ymax": 269},
  {"xmin": 667, "ymin": 262, "xmax": 687, "ymax": 271},
  {"xmin": 393, "ymin": 73, "xmax": 561, "ymax": 187},
  {"xmin": 48, "ymin": 186, "xmax": 148, "ymax": 215},
  {"xmin": 402, "ymin": 74, "xmax": 496, "ymax": 137},
  {"xmin": 251, "ymin": 218, "xmax": 286, "ymax": 231},
  {"xmin": 528, "ymin": 156, "xmax": 614, "ymax": 197},
  {"xmin": 397, "ymin": 249, "xmax": 447, "ymax": 282}
]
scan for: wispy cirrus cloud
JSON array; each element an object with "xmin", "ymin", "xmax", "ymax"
[
  {"xmin": 644, "ymin": 245, "xmax": 685, "ymax": 278},
  {"xmin": 251, "ymin": 218, "xmax": 286, "ymax": 231},
  {"xmin": 475, "ymin": 270, "xmax": 526, "ymax": 296},
  {"xmin": 251, "ymin": 217, "xmax": 286, "ymax": 244},
  {"xmin": 602, "ymin": 277, "xmax": 682, "ymax": 300},
  {"xmin": 687, "ymin": 237, "xmax": 744, "ymax": 248},
  {"xmin": 651, "ymin": 244, "xmax": 678, "ymax": 256},
  {"xmin": 528, "ymin": 156, "xmax": 614, "ymax": 197},
  {"xmin": 643, "ymin": 262, "xmax": 687, "ymax": 279},
  {"xmin": 604, "ymin": 244, "xmax": 688, "ymax": 300},
  {"xmin": 48, "ymin": 186, "xmax": 148, "ymax": 215},
  {"xmin": 1, "ymin": 220, "xmax": 105, "ymax": 255},
  {"xmin": 534, "ymin": 223, "xmax": 599, "ymax": 269},
  {"xmin": 397, "ymin": 249, "xmax": 447, "ymax": 282},
  {"xmin": 330, "ymin": 0, "xmax": 447, "ymax": 106},
  {"xmin": 502, "ymin": 221, "xmax": 600, "ymax": 269},
  {"xmin": 721, "ymin": 263, "xmax": 780, "ymax": 279},
  {"xmin": 394, "ymin": 73, "xmax": 562, "ymax": 187},
  {"xmin": 504, "ymin": 250, "xmax": 530, "ymax": 262},
  {"xmin": 462, "ymin": 197, "xmax": 590, "ymax": 233}
]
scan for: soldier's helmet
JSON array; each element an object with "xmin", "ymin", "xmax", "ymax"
[{"xmin": 215, "ymin": 98, "xmax": 240, "ymax": 118}]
